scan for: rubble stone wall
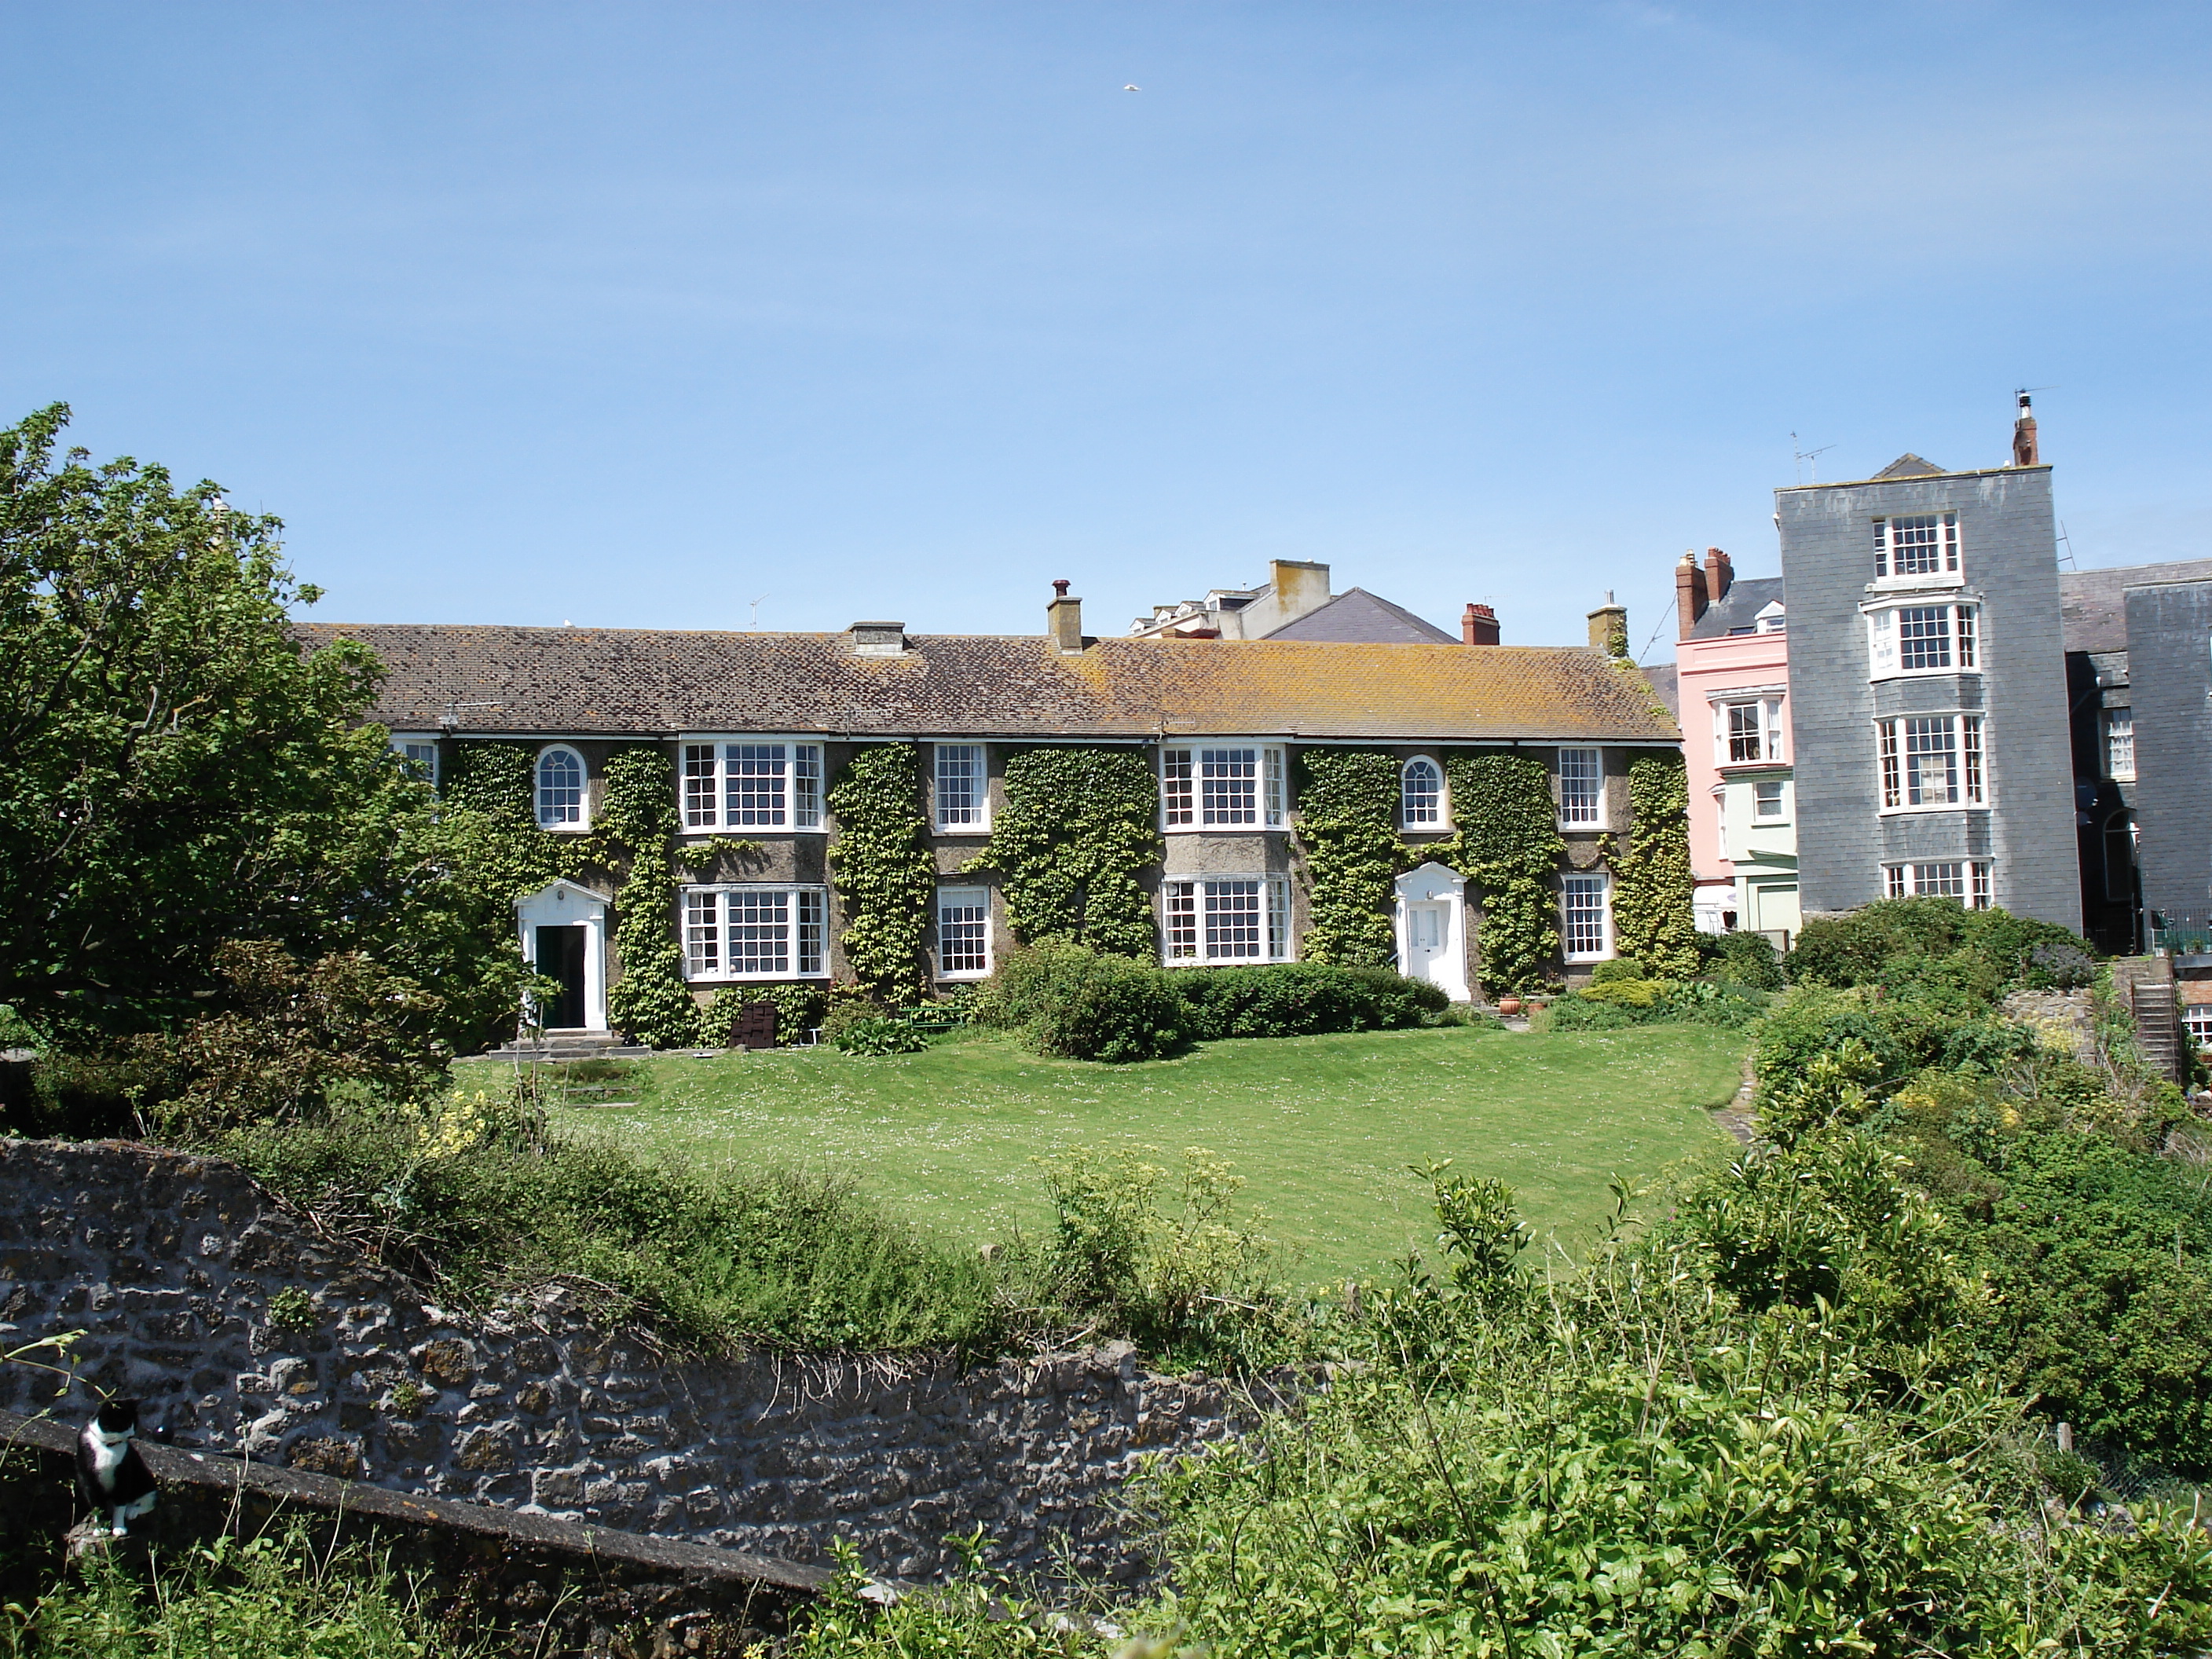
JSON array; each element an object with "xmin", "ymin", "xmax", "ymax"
[{"xmin": 0, "ymin": 1141, "xmax": 1248, "ymax": 1579}]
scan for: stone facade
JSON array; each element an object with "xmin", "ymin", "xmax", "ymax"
[
  {"xmin": 0, "ymin": 1140, "xmax": 1257, "ymax": 1580},
  {"xmin": 1778, "ymin": 463, "xmax": 2078, "ymax": 927},
  {"xmin": 2125, "ymin": 580, "xmax": 2212, "ymax": 936}
]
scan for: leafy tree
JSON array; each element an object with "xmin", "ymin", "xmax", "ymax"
[{"xmin": 0, "ymin": 404, "xmax": 521, "ymax": 1057}]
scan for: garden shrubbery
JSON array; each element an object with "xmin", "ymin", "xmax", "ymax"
[{"xmin": 972, "ymin": 945, "xmax": 1449, "ymax": 1061}]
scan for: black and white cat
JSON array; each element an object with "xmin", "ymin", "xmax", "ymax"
[{"xmin": 75, "ymin": 1399, "xmax": 158, "ymax": 1536}]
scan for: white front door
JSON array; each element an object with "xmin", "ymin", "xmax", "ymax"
[
  {"xmin": 1405, "ymin": 902, "xmax": 1452, "ymax": 983},
  {"xmin": 1393, "ymin": 862, "xmax": 1470, "ymax": 1002}
]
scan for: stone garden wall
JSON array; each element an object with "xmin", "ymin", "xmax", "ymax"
[{"xmin": 0, "ymin": 1140, "xmax": 1252, "ymax": 1580}]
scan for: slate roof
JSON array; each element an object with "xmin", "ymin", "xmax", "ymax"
[
  {"xmin": 2060, "ymin": 559, "xmax": 2212, "ymax": 653},
  {"xmin": 1262, "ymin": 588, "xmax": 1456, "ymax": 644},
  {"xmin": 298, "ymin": 624, "xmax": 1680, "ymax": 745},
  {"xmin": 1639, "ymin": 663, "xmax": 1680, "ymax": 720},
  {"xmin": 1686, "ymin": 577, "xmax": 1786, "ymax": 641},
  {"xmin": 1873, "ymin": 453, "xmax": 1946, "ymax": 478}
]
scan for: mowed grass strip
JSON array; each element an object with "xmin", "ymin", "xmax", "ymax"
[{"xmin": 496, "ymin": 1024, "xmax": 1745, "ymax": 1285}]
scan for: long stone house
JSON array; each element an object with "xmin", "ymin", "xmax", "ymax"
[{"xmin": 299, "ymin": 585, "xmax": 1679, "ymax": 1038}]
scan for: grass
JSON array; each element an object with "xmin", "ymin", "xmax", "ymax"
[{"xmin": 479, "ymin": 1023, "xmax": 1747, "ymax": 1287}]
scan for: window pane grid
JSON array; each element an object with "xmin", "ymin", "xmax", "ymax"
[
  {"xmin": 1558, "ymin": 749, "xmax": 1602, "ymax": 825},
  {"xmin": 1204, "ymin": 880, "xmax": 1264, "ymax": 958},
  {"xmin": 1877, "ymin": 512, "xmax": 1958, "ymax": 577},
  {"xmin": 1164, "ymin": 881, "xmax": 1198, "ymax": 958},
  {"xmin": 1882, "ymin": 861, "xmax": 1992, "ymax": 909},
  {"xmin": 727, "ymin": 889, "xmax": 792, "ymax": 974},
  {"xmin": 1199, "ymin": 749, "xmax": 1258, "ymax": 826},
  {"xmin": 683, "ymin": 891, "xmax": 720, "ymax": 976},
  {"xmin": 1401, "ymin": 758, "xmax": 1443, "ymax": 826},
  {"xmin": 726, "ymin": 743, "xmax": 789, "ymax": 826},
  {"xmin": 682, "ymin": 887, "xmax": 828, "ymax": 980},
  {"xmin": 1897, "ymin": 606, "xmax": 1953, "ymax": 669},
  {"xmin": 1727, "ymin": 703, "xmax": 1763, "ymax": 763},
  {"xmin": 1163, "ymin": 751, "xmax": 1195, "ymax": 826},
  {"xmin": 1903, "ymin": 718, "xmax": 1957, "ymax": 805},
  {"xmin": 936, "ymin": 745, "xmax": 984, "ymax": 827},
  {"xmin": 537, "ymin": 749, "xmax": 584, "ymax": 825},
  {"xmin": 2106, "ymin": 709, "xmax": 2134, "ymax": 778},
  {"xmin": 1562, "ymin": 874, "xmax": 1609, "ymax": 959},
  {"xmin": 937, "ymin": 888, "xmax": 989, "ymax": 975},
  {"xmin": 683, "ymin": 745, "xmax": 718, "ymax": 828}
]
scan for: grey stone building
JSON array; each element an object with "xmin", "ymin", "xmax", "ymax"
[
  {"xmin": 2059, "ymin": 558, "xmax": 2212, "ymax": 953},
  {"xmin": 1776, "ymin": 408, "xmax": 2078, "ymax": 927},
  {"xmin": 300, "ymin": 585, "xmax": 1678, "ymax": 1035}
]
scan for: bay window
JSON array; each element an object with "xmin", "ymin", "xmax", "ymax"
[
  {"xmin": 1161, "ymin": 875, "xmax": 1294, "ymax": 963},
  {"xmin": 1162, "ymin": 744, "xmax": 1287, "ymax": 830},
  {"xmin": 1867, "ymin": 602, "xmax": 1979, "ymax": 679},
  {"xmin": 680, "ymin": 740, "xmax": 824, "ymax": 831},
  {"xmin": 1882, "ymin": 861, "xmax": 1993, "ymax": 910},
  {"xmin": 682, "ymin": 885, "xmax": 828, "ymax": 980},
  {"xmin": 1877, "ymin": 715, "xmax": 1985, "ymax": 810},
  {"xmin": 1712, "ymin": 698, "xmax": 1785, "ymax": 765}
]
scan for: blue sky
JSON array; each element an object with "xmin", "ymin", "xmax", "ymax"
[{"xmin": 5, "ymin": 2, "xmax": 2207, "ymax": 658}]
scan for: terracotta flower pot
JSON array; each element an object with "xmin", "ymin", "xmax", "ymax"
[{"xmin": 1496, "ymin": 996, "xmax": 1523, "ymax": 1017}]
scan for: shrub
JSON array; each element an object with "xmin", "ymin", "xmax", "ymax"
[
  {"xmin": 1580, "ymin": 976, "xmax": 1663, "ymax": 1008},
  {"xmin": 977, "ymin": 943, "xmax": 1185, "ymax": 1063},
  {"xmin": 1587, "ymin": 957, "xmax": 1647, "ymax": 986},
  {"xmin": 832, "ymin": 1016, "xmax": 928, "ymax": 1057},
  {"xmin": 1175, "ymin": 962, "xmax": 1445, "ymax": 1041},
  {"xmin": 1785, "ymin": 899, "xmax": 2099, "ymax": 995},
  {"xmin": 1542, "ymin": 993, "xmax": 1642, "ymax": 1031},
  {"xmin": 1699, "ymin": 928, "xmax": 1785, "ymax": 990}
]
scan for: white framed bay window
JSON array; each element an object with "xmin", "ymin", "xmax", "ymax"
[
  {"xmin": 1712, "ymin": 697, "xmax": 1785, "ymax": 765},
  {"xmin": 1877, "ymin": 715, "xmax": 1986, "ymax": 811},
  {"xmin": 1867, "ymin": 602, "xmax": 1979, "ymax": 679},
  {"xmin": 1161, "ymin": 875, "xmax": 1293, "ymax": 964},
  {"xmin": 1162, "ymin": 743, "xmax": 1286, "ymax": 830},
  {"xmin": 679, "ymin": 739, "xmax": 823, "ymax": 831},
  {"xmin": 1883, "ymin": 861, "xmax": 1992, "ymax": 910},
  {"xmin": 682, "ymin": 884, "xmax": 828, "ymax": 980},
  {"xmin": 1561, "ymin": 871, "xmax": 1613, "ymax": 962}
]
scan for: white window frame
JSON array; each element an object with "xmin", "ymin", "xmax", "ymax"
[
  {"xmin": 536, "ymin": 745, "xmax": 590, "ymax": 830},
  {"xmin": 677, "ymin": 738, "xmax": 826, "ymax": 833},
  {"xmin": 934, "ymin": 884, "xmax": 992, "ymax": 979},
  {"xmin": 1400, "ymin": 755, "xmax": 1446, "ymax": 830},
  {"xmin": 1561, "ymin": 871, "xmax": 1613, "ymax": 963},
  {"xmin": 2183, "ymin": 1003, "xmax": 2212, "ymax": 1053},
  {"xmin": 1712, "ymin": 786, "xmax": 1728, "ymax": 862},
  {"xmin": 390, "ymin": 733, "xmax": 439, "ymax": 786},
  {"xmin": 1160, "ymin": 742, "xmax": 1287, "ymax": 831},
  {"xmin": 1752, "ymin": 778, "xmax": 1788, "ymax": 822},
  {"xmin": 680, "ymin": 884, "xmax": 830, "ymax": 981},
  {"xmin": 2104, "ymin": 707, "xmax": 2135, "ymax": 781},
  {"xmin": 1160, "ymin": 874, "xmax": 1295, "ymax": 964},
  {"xmin": 1557, "ymin": 748, "xmax": 1605, "ymax": 828},
  {"xmin": 1881, "ymin": 861, "xmax": 1993, "ymax": 910},
  {"xmin": 1877, "ymin": 715, "xmax": 1986, "ymax": 811},
  {"xmin": 932, "ymin": 744, "xmax": 990, "ymax": 833},
  {"xmin": 1711, "ymin": 696, "xmax": 1785, "ymax": 767},
  {"xmin": 1872, "ymin": 511, "xmax": 1960, "ymax": 580},
  {"xmin": 1867, "ymin": 602, "xmax": 1979, "ymax": 679}
]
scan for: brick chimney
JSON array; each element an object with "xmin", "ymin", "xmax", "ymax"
[
  {"xmin": 1588, "ymin": 594, "xmax": 1628, "ymax": 658},
  {"xmin": 1675, "ymin": 551, "xmax": 1708, "ymax": 640},
  {"xmin": 1705, "ymin": 546, "xmax": 1733, "ymax": 603},
  {"xmin": 1461, "ymin": 603, "xmax": 1500, "ymax": 646},
  {"xmin": 1047, "ymin": 579, "xmax": 1085, "ymax": 653},
  {"xmin": 2012, "ymin": 391, "xmax": 2040, "ymax": 467}
]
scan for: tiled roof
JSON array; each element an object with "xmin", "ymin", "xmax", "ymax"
[
  {"xmin": 1686, "ymin": 577, "xmax": 1785, "ymax": 641},
  {"xmin": 1262, "ymin": 588, "xmax": 1456, "ymax": 644},
  {"xmin": 297, "ymin": 624, "xmax": 1680, "ymax": 745},
  {"xmin": 2060, "ymin": 559, "xmax": 2212, "ymax": 654}
]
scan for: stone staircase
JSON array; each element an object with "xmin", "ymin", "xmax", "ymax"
[
  {"xmin": 2112, "ymin": 957, "xmax": 2183, "ymax": 1082},
  {"xmin": 482, "ymin": 1029, "xmax": 650, "ymax": 1062}
]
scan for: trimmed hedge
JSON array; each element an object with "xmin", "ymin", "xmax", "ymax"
[{"xmin": 977, "ymin": 947, "xmax": 1451, "ymax": 1063}]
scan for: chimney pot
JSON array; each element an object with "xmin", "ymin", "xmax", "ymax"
[
  {"xmin": 2012, "ymin": 392, "xmax": 2040, "ymax": 467},
  {"xmin": 1461, "ymin": 602, "xmax": 1500, "ymax": 646},
  {"xmin": 1588, "ymin": 600, "xmax": 1629, "ymax": 657},
  {"xmin": 1704, "ymin": 546, "xmax": 1734, "ymax": 603}
]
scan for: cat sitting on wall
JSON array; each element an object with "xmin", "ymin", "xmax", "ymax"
[{"xmin": 76, "ymin": 1398, "xmax": 159, "ymax": 1536}]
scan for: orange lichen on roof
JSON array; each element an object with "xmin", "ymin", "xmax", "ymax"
[{"xmin": 294, "ymin": 624, "xmax": 1680, "ymax": 745}]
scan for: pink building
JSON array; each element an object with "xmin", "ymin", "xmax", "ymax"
[{"xmin": 1674, "ymin": 549, "xmax": 1799, "ymax": 944}]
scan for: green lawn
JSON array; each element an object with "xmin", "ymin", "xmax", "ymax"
[{"xmin": 480, "ymin": 1024, "xmax": 1745, "ymax": 1286}]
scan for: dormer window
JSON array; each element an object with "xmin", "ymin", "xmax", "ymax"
[
  {"xmin": 390, "ymin": 734, "xmax": 439, "ymax": 786},
  {"xmin": 536, "ymin": 745, "xmax": 588, "ymax": 830},
  {"xmin": 1400, "ymin": 756, "xmax": 1445, "ymax": 828},
  {"xmin": 1756, "ymin": 602, "xmax": 1786, "ymax": 633}
]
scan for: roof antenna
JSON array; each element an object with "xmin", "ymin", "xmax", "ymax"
[
  {"xmin": 749, "ymin": 595, "xmax": 767, "ymax": 629},
  {"xmin": 1791, "ymin": 432, "xmax": 1835, "ymax": 485}
]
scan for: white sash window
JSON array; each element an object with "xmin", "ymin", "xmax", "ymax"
[
  {"xmin": 679, "ymin": 741, "xmax": 824, "ymax": 831},
  {"xmin": 682, "ymin": 885, "xmax": 828, "ymax": 980},
  {"xmin": 1161, "ymin": 876, "xmax": 1294, "ymax": 963},
  {"xmin": 1162, "ymin": 744, "xmax": 1287, "ymax": 830}
]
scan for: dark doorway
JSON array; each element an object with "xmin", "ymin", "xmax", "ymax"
[{"xmin": 534, "ymin": 925, "xmax": 588, "ymax": 1029}]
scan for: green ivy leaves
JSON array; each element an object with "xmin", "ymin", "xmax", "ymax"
[
  {"xmin": 827, "ymin": 745, "xmax": 936, "ymax": 1005},
  {"xmin": 1439, "ymin": 753, "xmax": 1565, "ymax": 995},
  {"xmin": 1610, "ymin": 753, "xmax": 1699, "ymax": 979},
  {"xmin": 981, "ymin": 748, "xmax": 1161, "ymax": 959},
  {"xmin": 1295, "ymin": 751, "xmax": 1404, "ymax": 968}
]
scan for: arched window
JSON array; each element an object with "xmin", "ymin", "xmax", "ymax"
[
  {"xmin": 1401, "ymin": 756, "xmax": 1443, "ymax": 828},
  {"xmin": 537, "ymin": 746, "xmax": 587, "ymax": 828}
]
